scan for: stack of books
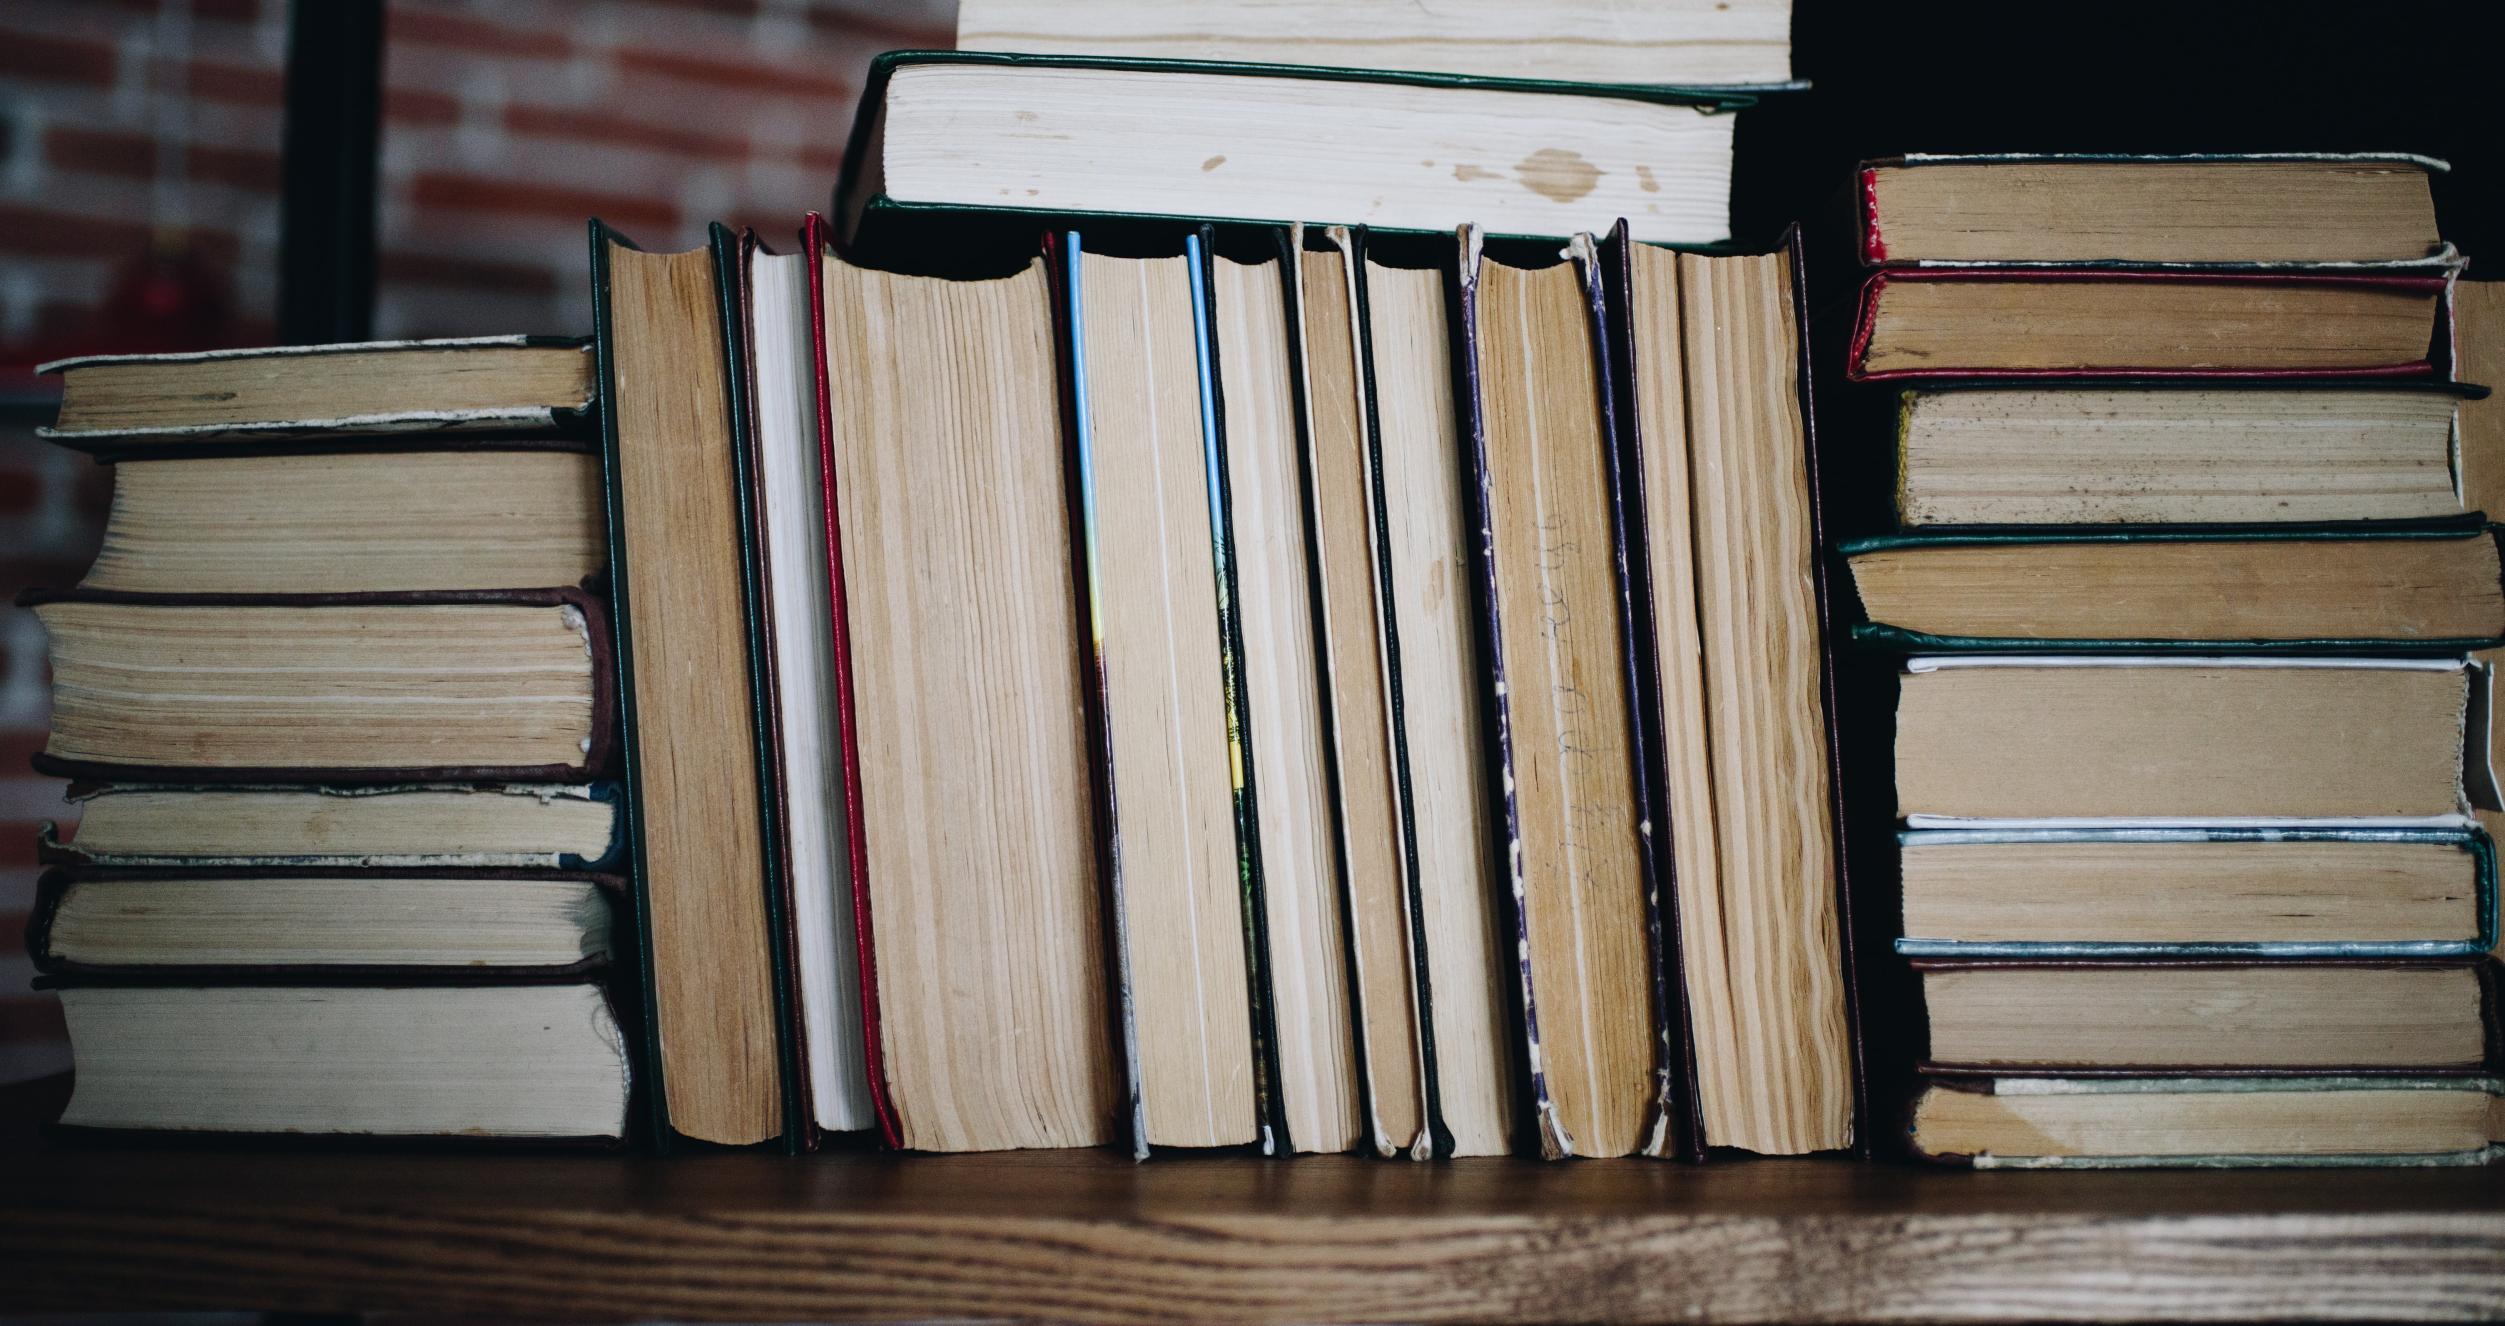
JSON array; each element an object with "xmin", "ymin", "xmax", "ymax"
[
  {"xmin": 1834, "ymin": 154, "xmax": 2505, "ymax": 1167},
  {"xmin": 23, "ymin": 339, "xmax": 635, "ymax": 1142}
]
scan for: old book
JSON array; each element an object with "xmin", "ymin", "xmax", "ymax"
[
  {"xmin": 80, "ymin": 448, "xmax": 604, "ymax": 594},
  {"xmin": 1457, "ymin": 229, "xmax": 1654, "ymax": 1158},
  {"xmin": 1846, "ymin": 271, "xmax": 2447, "ymax": 380},
  {"xmin": 1208, "ymin": 233, "xmax": 1363, "ymax": 1154},
  {"xmin": 1897, "ymin": 828, "xmax": 2494, "ymax": 959},
  {"xmin": 837, "ymin": 52, "xmax": 1749, "ymax": 249},
  {"xmin": 1894, "ymin": 658, "xmax": 2469, "ymax": 823},
  {"xmin": 52, "ymin": 983, "xmax": 631, "ymax": 1140},
  {"xmin": 1916, "ymin": 961, "xmax": 2498, "ymax": 1072},
  {"xmin": 1892, "ymin": 384, "xmax": 2471, "ymax": 527},
  {"xmin": 41, "ymin": 783, "xmax": 620, "ymax": 870},
  {"xmin": 956, "ymin": 0, "xmax": 1795, "ymax": 87},
  {"xmin": 1066, "ymin": 233, "xmax": 1259, "ymax": 1152},
  {"xmin": 25, "ymin": 586, "xmax": 613, "ymax": 783},
  {"xmin": 1845, "ymin": 529, "xmax": 2505, "ymax": 649},
  {"xmin": 1857, "ymin": 155, "xmax": 2449, "ymax": 267},
  {"xmin": 31, "ymin": 869, "xmax": 616, "ymax": 976},
  {"xmin": 1608, "ymin": 228, "xmax": 1855, "ymax": 1156},
  {"xmin": 819, "ymin": 242, "xmax": 1118, "ymax": 1152},
  {"xmin": 591, "ymin": 224, "xmax": 785, "ymax": 1148},
  {"xmin": 1366, "ymin": 245, "xmax": 1516, "ymax": 1157},
  {"xmin": 38, "ymin": 336, "xmax": 593, "ymax": 445},
  {"xmin": 1911, "ymin": 1075, "xmax": 2504, "ymax": 1168},
  {"xmin": 1298, "ymin": 228, "xmax": 1431, "ymax": 1157}
]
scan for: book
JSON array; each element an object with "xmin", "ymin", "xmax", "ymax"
[
  {"xmin": 1890, "ymin": 383, "xmax": 2476, "ymax": 527},
  {"xmin": 38, "ymin": 336, "xmax": 593, "ymax": 445},
  {"xmin": 816, "ymin": 240, "xmax": 1119, "ymax": 1152},
  {"xmin": 30, "ymin": 868, "xmax": 619, "ymax": 977},
  {"xmin": 39, "ymin": 783, "xmax": 621, "ymax": 870},
  {"xmin": 1455, "ymin": 228, "xmax": 1656, "ymax": 1158},
  {"xmin": 1895, "ymin": 827, "xmax": 2496, "ymax": 959},
  {"xmin": 1063, "ymin": 231, "xmax": 1261, "ymax": 1152},
  {"xmin": 835, "ymin": 52, "xmax": 1753, "ymax": 250},
  {"xmin": 1909, "ymin": 1075, "xmax": 2505, "ymax": 1168},
  {"xmin": 589, "ymin": 223, "xmax": 788, "ymax": 1148},
  {"xmin": 955, "ymin": 0, "xmax": 1796, "ymax": 88},
  {"xmin": 49, "ymin": 982, "xmax": 631, "ymax": 1140},
  {"xmin": 1602, "ymin": 225, "xmax": 1857, "ymax": 1156},
  {"xmin": 1845, "ymin": 270, "xmax": 2449, "ymax": 380},
  {"xmin": 24, "ymin": 586, "xmax": 615, "ymax": 784},
  {"xmin": 1207, "ymin": 230, "xmax": 1365, "ymax": 1154},
  {"xmin": 734, "ymin": 226, "xmax": 880, "ymax": 1140},
  {"xmin": 1894, "ymin": 658, "xmax": 2470, "ymax": 823},
  {"xmin": 1856, "ymin": 155, "xmax": 2450, "ymax": 268},
  {"xmin": 1843, "ymin": 527, "xmax": 2505, "ymax": 650},
  {"xmin": 79, "ymin": 447, "xmax": 605, "ymax": 594},
  {"xmin": 1295, "ymin": 227, "xmax": 1431, "ymax": 1157},
  {"xmin": 1915, "ymin": 960, "xmax": 2498, "ymax": 1072}
]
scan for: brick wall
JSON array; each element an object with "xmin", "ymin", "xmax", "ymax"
[{"xmin": 0, "ymin": 0, "xmax": 958, "ymax": 1084}]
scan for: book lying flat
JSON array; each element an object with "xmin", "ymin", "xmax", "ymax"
[
  {"xmin": 1890, "ymin": 383, "xmax": 2477, "ymax": 527},
  {"xmin": 39, "ymin": 336, "xmax": 594, "ymax": 445},
  {"xmin": 1845, "ymin": 270, "xmax": 2450, "ymax": 380},
  {"xmin": 957, "ymin": 0, "xmax": 1796, "ymax": 88},
  {"xmin": 1909, "ymin": 1074, "xmax": 2504, "ymax": 1168},
  {"xmin": 836, "ymin": 52, "xmax": 1753, "ymax": 250},
  {"xmin": 24, "ymin": 586, "xmax": 616, "ymax": 784},
  {"xmin": 40, "ymin": 782, "xmax": 622, "ymax": 871},
  {"xmin": 1896, "ymin": 827, "xmax": 2496, "ymax": 960},
  {"xmin": 1856, "ymin": 154, "xmax": 2451, "ymax": 269}
]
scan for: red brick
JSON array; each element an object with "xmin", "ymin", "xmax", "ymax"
[
  {"xmin": 407, "ymin": 172, "xmax": 678, "ymax": 231},
  {"xmin": 0, "ymin": 732, "xmax": 49, "ymax": 775},
  {"xmin": 188, "ymin": 143, "xmax": 281, "ymax": 192},
  {"xmin": 0, "ymin": 995, "xmax": 66, "ymax": 1047},
  {"xmin": 0, "ymin": 468, "xmax": 39, "ymax": 517},
  {"xmin": 803, "ymin": 8, "xmax": 954, "ymax": 45},
  {"xmin": 788, "ymin": 143, "xmax": 846, "ymax": 175},
  {"xmin": 612, "ymin": 46, "xmax": 854, "ymax": 101},
  {"xmin": 195, "ymin": 0, "xmax": 260, "ymax": 20},
  {"xmin": 0, "ymin": 204, "xmax": 152, "ymax": 260},
  {"xmin": 504, "ymin": 103, "xmax": 747, "ymax": 161},
  {"xmin": 0, "ymin": 30, "xmax": 118, "ymax": 86},
  {"xmin": 635, "ymin": 0, "xmax": 762, "ymax": 15},
  {"xmin": 43, "ymin": 126, "xmax": 154, "ymax": 181},
  {"xmin": 0, "ymin": 909, "xmax": 25, "ymax": 953},
  {"xmin": 387, "ymin": 8, "xmax": 570, "ymax": 60},
  {"xmin": 182, "ymin": 57, "xmax": 285, "ymax": 107},
  {"xmin": 380, "ymin": 249, "xmax": 559, "ymax": 296},
  {"xmin": 384, "ymin": 85, "xmax": 461, "ymax": 126}
]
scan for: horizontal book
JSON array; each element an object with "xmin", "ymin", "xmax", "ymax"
[
  {"xmin": 39, "ymin": 336, "xmax": 593, "ymax": 445},
  {"xmin": 1891, "ymin": 383, "xmax": 2478, "ymax": 527},
  {"xmin": 956, "ymin": 0, "xmax": 1795, "ymax": 88},
  {"xmin": 1909, "ymin": 1074, "xmax": 2503, "ymax": 1168},
  {"xmin": 30, "ymin": 868, "xmax": 619, "ymax": 978},
  {"xmin": 1914, "ymin": 960, "xmax": 2499, "ymax": 1073},
  {"xmin": 50, "ymin": 982, "xmax": 631, "ymax": 1141},
  {"xmin": 1845, "ymin": 270, "xmax": 2448, "ymax": 380},
  {"xmin": 1843, "ymin": 527, "xmax": 2505, "ymax": 651},
  {"xmin": 40, "ymin": 782, "xmax": 621, "ymax": 870},
  {"xmin": 1894, "ymin": 657, "xmax": 2471, "ymax": 823},
  {"xmin": 1895, "ymin": 827, "xmax": 2495, "ymax": 959},
  {"xmin": 24, "ymin": 586, "xmax": 616, "ymax": 784},
  {"xmin": 1856, "ymin": 154, "xmax": 2450, "ymax": 268},
  {"xmin": 835, "ymin": 51, "xmax": 1751, "ymax": 249},
  {"xmin": 82, "ymin": 448, "xmax": 605, "ymax": 594}
]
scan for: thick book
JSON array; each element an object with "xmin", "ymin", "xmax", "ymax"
[
  {"xmin": 28, "ymin": 867, "xmax": 622, "ymax": 979},
  {"xmin": 1908, "ymin": 1074, "xmax": 2504, "ymax": 1168},
  {"xmin": 38, "ymin": 336, "xmax": 594, "ymax": 446},
  {"xmin": 834, "ymin": 51, "xmax": 1758, "ymax": 251},
  {"xmin": 1843, "ymin": 525, "xmax": 2505, "ymax": 652},
  {"xmin": 39, "ymin": 782, "xmax": 622, "ymax": 871},
  {"xmin": 1855, "ymin": 154, "xmax": 2452, "ymax": 269},
  {"xmin": 1895, "ymin": 826, "xmax": 2497, "ymax": 960},
  {"xmin": 813, "ymin": 233, "xmax": 1119, "ymax": 1153},
  {"xmin": 22, "ymin": 584, "xmax": 616, "ymax": 785},
  {"xmin": 589, "ymin": 221, "xmax": 788, "ymax": 1150},
  {"xmin": 957, "ymin": 0, "xmax": 1796, "ymax": 88},
  {"xmin": 1844, "ymin": 268, "xmax": 2451, "ymax": 381}
]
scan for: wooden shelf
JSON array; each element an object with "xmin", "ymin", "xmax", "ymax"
[{"xmin": 2, "ymin": 1075, "xmax": 2500, "ymax": 1322}]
